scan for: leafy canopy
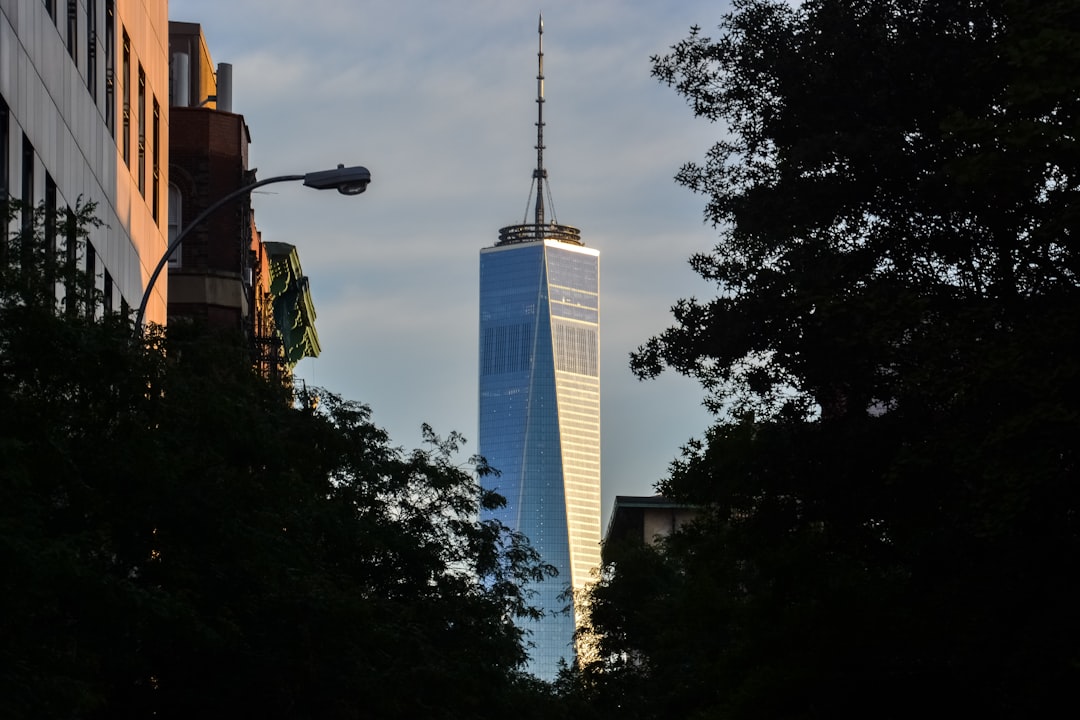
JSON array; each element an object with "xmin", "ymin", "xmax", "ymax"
[
  {"xmin": 573, "ymin": 2, "xmax": 1080, "ymax": 718},
  {"xmin": 632, "ymin": 0, "xmax": 1080, "ymax": 421},
  {"xmin": 1, "ymin": 199, "xmax": 561, "ymax": 719}
]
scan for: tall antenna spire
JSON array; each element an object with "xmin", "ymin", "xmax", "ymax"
[
  {"xmin": 496, "ymin": 14, "xmax": 581, "ymax": 247},
  {"xmin": 533, "ymin": 13, "xmax": 546, "ymax": 229}
]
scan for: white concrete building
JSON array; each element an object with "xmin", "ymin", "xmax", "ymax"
[{"xmin": 1, "ymin": 0, "xmax": 169, "ymax": 323}]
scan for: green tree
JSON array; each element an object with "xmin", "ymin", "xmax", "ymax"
[
  {"xmin": 1, "ymin": 200, "xmax": 559, "ymax": 719},
  {"xmin": 574, "ymin": 2, "xmax": 1080, "ymax": 717}
]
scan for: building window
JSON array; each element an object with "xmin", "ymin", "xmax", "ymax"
[
  {"xmin": 122, "ymin": 30, "xmax": 130, "ymax": 167},
  {"xmin": 21, "ymin": 135, "xmax": 34, "ymax": 234},
  {"xmin": 137, "ymin": 64, "xmax": 146, "ymax": 195},
  {"xmin": 105, "ymin": 1, "xmax": 114, "ymax": 135},
  {"xmin": 168, "ymin": 184, "xmax": 182, "ymax": 268},
  {"xmin": 0, "ymin": 99, "xmax": 7, "ymax": 270},
  {"xmin": 85, "ymin": 241, "xmax": 96, "ymax": 318},
  {"xmin": 20, "ymin": 136, "xmax": 35, "ymax": 282},
  {"xmin": 44, "ymin": 1, "xmax": 56, "ymax": 22},
  {"xmin": 67, "ymin": 0, "xmax": 78, "ymax": 60},
  {"xmin": 152, "ymin": 98, "xmax": 160, "ymax": 223},
  {"xmin": 45, "ymin": 175, "xmax": 58, "ymax": 292},
  {"xmin": 86, "ymin": 0, "xmax": 97, "ymax": 100},
  {"xmin": 64, "ymin": 209, "xmax": 77, "ymax": 317},
  {"xmin": 0, "ymin": 96, "xmax": 8, "ymax": 202},
  {"xmin": 103, "ymin": 269, "xmax": 113, "ymax": 314}
]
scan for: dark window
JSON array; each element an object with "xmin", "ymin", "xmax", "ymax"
[
  {"xmin": 482, "ymin": 323, "xmax": 535, "ymax": 375},
  {"xmin": 122, "ymin": 29, "xmax": 130, "ymax": 166},
  {"xmin": 44, "ymin": 1, "xmax": 56, "ymax": 22},
  {"xmin": 137, "ymin": 64, "xmax": 145, "ymax": 194},
  {"xmin": 85, "ymin": 241, "xmax": 96, "ymax": 318},
  {"xmin": 20, "ymin": 136, "xmax": 35, "ymax": 281},
  {"xmin": 0, "ymin": 97, "xmax": 7, "ymax": 271},
  {"xmin": 105, "ymin": 2, "xmax": 114, "ymax": 134},
  {"xmin": 168, "ymin": 184, "xmax": 182, "ymax": 268},
  {"xmin": 64, "ymin": 208, "xmax": 78, "ymax": 317},
  {"xmin": 86, "ymin": 0, "xmax": 97, "ymax": 100},
  {"xmin": 0, "ymin": 95, "xmax": 9, "ymax": 202},
  {"xmin": 21, "ymin": 135, "xmax": 34, "ymax": 234},
  {"xmin": 67, "ymin": 0, "xmax": 78, "ymax": 60},
  {"xmin": 152, "ymin": 97, "xmax": 160, "ymax": 222},
  {"xmin": 103, "ymin": 269, "xmax": 113, "ymax": 314},
  {"xmin": 45, "ymin": 175, "xmax": 58, "ymax": 291}
]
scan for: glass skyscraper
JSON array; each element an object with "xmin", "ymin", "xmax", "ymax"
[
  {"xmin": 479, "ymin": 228, "xmax": 601, "ymax": 681},
  {"xmin": 478, "ymin": 16, "xmax": 601, "ymax": 681}
]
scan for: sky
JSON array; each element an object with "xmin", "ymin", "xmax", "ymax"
[{"xmin": 167, "ymin": 0, "xmax": 730, "ymax": 528}]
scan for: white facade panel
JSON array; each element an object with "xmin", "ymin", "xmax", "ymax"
[{"xmin": 1, "ymin": 0, "xmax": 168, "ymax": 323}]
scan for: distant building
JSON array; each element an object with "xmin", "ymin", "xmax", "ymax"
[
  {"xmin": 478, "ymin": 16, "xmax": 600, "ymax": 681},
  {"xmin": 1, "ymin": 0, "xmax": 169, "ymax": 321},
  {"xmin": 603, "ymin": 495, "xmax": 700, "ymax": 564},
  {"xmin": 264, "ymin": 241, "xmax": 320, "ymax": 367},
  {"xmin": 167, "ymin": 21, "xmax": 317, "ymax": 378}
]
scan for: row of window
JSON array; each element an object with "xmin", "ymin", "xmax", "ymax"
[
  {"xmin": 0, "ymin": 101, "xmax": 39, "ymax": 230},
  {"xmin": 3, "ymin": 97, "xmax": 115, "ymax": 318},
  {"xmin": 480, "ymin": 321, "xmax": 599, "ymax": 377},
  {"xmin": 554, "ymin": 322, "xmax": 598, "ymax": 376},
  {"xmin": 481, "ymin": 322, "xmax": 535, "ymax": 375},
  {"xmin": 2, "ymin": 120, "xmax": 114, "ymax": 317},
  {"xmin": 42, "ymin": 169, "xmax": 116, "ymax": 317},
  {"xmin": 44, "ymin": 1, "xmax": 103, "ymax": 113}
]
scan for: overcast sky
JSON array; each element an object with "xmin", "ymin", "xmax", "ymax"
[{"xmin": 167, "ymin": 0, "xmax": 731, "ymax": 527}]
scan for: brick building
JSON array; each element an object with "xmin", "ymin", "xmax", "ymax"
[{"xmin": 167, "ymin": 21, "xmax": 317, "ymax": 378}]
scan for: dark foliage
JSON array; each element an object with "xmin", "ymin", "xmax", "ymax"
[
  {"xmin": 573, "ymin": 2, "xmax": 1080, "ymax": 718},
  {"xmin": 1, "ymin": 200, "xmax": 559, "ymax": 719}
]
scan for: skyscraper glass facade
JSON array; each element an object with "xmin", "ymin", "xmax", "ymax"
[{"xmin": 478, "ymin": 237, "xmax": 601, "ymax": 680}]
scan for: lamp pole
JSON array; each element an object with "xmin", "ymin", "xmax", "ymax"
[{"xmin": 134, "ymin": 165, "xmax": 370, "ymax": 331}]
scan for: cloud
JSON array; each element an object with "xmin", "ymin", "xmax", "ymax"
[{"xmin": 170, "ymin": 0, "xmax": 731, "ymax": 524}]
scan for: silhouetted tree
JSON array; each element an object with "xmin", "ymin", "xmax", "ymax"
[
  {"xmin": 1, "ymin": 199, "xmax": 559, "ymax": 719},
  {"xmin": 573, "ymin": 2, "xmax": 1080, "ymax": 717}
]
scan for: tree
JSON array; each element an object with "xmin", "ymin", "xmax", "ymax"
[
  {"xmin": 574, "ymin": 2, "xmax": 1080, "ymax": 717},
  {"xmin": 634, "ymin": 0, "xmax": 1079, "ymax": 421},
  {"xmin": 1, "ymin": 200, "xmax": 560, "ymax": 719}
]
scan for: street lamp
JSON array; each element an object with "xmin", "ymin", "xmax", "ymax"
[{"xmin": 134, "ymin": 164, "xmax": 371, "ymax": 330}]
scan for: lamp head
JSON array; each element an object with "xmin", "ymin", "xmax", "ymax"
[{"xmin": 303, "ymin": 164, "xmax": 372, "ymax": 195}]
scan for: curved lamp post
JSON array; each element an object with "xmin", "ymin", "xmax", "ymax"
[{"xmin": 134, "ymin": 164, "xmax": 371, "ymax": 330}]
